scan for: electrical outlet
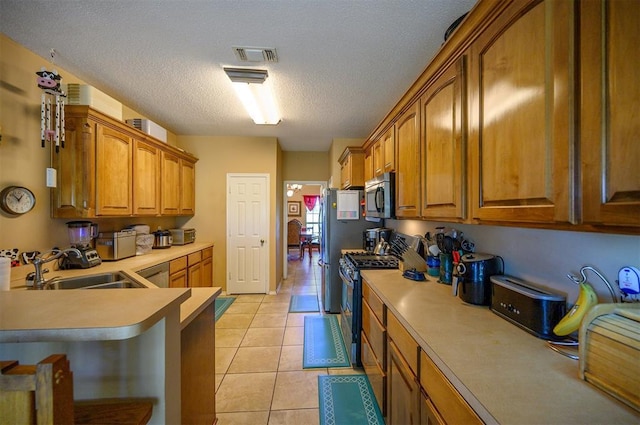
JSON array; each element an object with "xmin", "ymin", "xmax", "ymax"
[{"xmin": 46, "ymin": 167, "xmax": 57, "ymax": 188}]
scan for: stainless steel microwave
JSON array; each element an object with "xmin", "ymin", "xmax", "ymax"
[{"xmin": 364, "ymin": 172, "xmax": 395, "ymax": 219}]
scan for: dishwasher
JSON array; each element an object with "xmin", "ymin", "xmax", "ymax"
[{"xmin": 138, "ymin": 262, "xmax": 170, "ymax": 288}]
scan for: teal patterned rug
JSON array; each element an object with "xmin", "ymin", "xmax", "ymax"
[
  {"xmin": 289, "ymin": 294, "xmax": 320, "ymax": 312},
  {"xmin": 303, "ymin": 315, "xmax": 350, "ymax": 368},
  {"xmin": 318, "ymin": 375, "xmax": 384, "ymax": 425},
  {"xmin": 214, "ymin": 297, "xmax": 235, "ymax": 321}
]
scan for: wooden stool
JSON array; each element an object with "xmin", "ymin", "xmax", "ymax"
[{"xmin": 0, "ymin": 354, "xmax": 153, "ymax": 425}]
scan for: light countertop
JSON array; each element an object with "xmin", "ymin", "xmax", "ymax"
[
  {"xmin": 1, "ymin": 242, "xmax": 220, "ymax": 342},
  {"xmin": 361, "ymin": 269, "xmax": 639, "ymax": 425}
]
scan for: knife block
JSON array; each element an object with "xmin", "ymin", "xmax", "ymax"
[{"xmin": 399, "ymin": 249, "xmax": 427, "ymax": 272}]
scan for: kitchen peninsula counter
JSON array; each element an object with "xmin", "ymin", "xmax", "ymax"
[
  {"xmin": 361, "ymin": 269, "xmax": 639, "ymax": 424},
  {"xmin": 1, "ymin": 242, "xmax": 220, "ymax": 425}
]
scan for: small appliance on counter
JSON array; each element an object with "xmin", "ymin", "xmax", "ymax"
[
  {"xmin": 95, "ymin": 229, "xmax": 137, "ymax": 261},
  {"xmin": 452, "ymin": 252, "xmax": 503, "ymax": 305},
  {"xmin": 170, "ymin": 228, "xmax": 196, "ymax": 245},
  {"xmin": 153, "ymin": 229, "xmax": 173, "ymax": 249},
  {"xmin": 363, "ymin": 227, "xmax": 392, "ymax": 252},
  {"xmin": 490, "ymin": 275, "xmax": 567, "ymax": 340},
  {"xmin": 60, "ymin": 221, "xmax": 102, "ymax": 269}
]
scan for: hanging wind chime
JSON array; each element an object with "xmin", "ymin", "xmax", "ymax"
[{"xmin": 36, "ymin": 49, "xmax": 66, "ymax": 153}]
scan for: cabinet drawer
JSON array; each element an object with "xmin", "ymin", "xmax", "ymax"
[
  {"xmin": 387, "ymin": 311, "xmax": 418, "ymax": 375},
  {"xmin": 420, "ymin": 351, "xmax": 482, "ymax": 425},
  {"xmin": 362, "ymin": 299, "xmax": 386, "ymax": 369},
  {"xmin": 188, "ymin": 251, "xmax": 202, "ymax": 266},
  {"xmin": 170, "ymin": 256, "xmax": 187, "ymax": 273},
  {"xmin": 362, "ymin": 332, "xmax": 386, "ymax": 417},
  {"xmin": 202, "ymin": 247, "xmax": 213, "ymax": 259},
  {"xmin": 363, "ymin": 279, "xmax": 385, "ymax": 325}
]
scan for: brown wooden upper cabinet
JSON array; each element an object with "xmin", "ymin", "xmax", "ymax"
[
  {"xmin": 468, "ymin": 0, "xmax": 575, "ymax": 225},
  {"xmin": 339, "ymin": 146, "xmax": 365, "ymax": 189},
  {"xmin": 395, "ymin": 102, "xmax": 421, "ymax": 218},
  {"xmin": 580, "ymin": 0, "xmax": 640, "ymax": 229},
  {"xmin": 420, "ymin": 58, "xmax": 466, "ymax": 221},
  {"xmin": 55, "ymin": 106, "xmax": 197, "ymax": 218},
  {"xmin": 372, "ymin": 126, "xmax": 396, "ymax": 178},
  {"xmin": 133, "ymin": 139, "xmax": 161, "ymax": 216},
  {"xmin": 364, "ymin": 148, "xmax": 374, "ymax": 183}
]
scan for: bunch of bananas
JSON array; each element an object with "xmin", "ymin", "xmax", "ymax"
[{"xmin": 553, "ymin": 282, "xmax": 599, "ymax": 336}]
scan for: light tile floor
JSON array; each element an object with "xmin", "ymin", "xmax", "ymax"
[{"xmin": 215, "ymin": 250, "xmax": 364, "ymax": 425}]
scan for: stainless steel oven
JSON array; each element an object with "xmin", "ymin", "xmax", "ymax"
[{"xmin": 339, "ymin": 252, "xmax": 399, "ymax": 367}]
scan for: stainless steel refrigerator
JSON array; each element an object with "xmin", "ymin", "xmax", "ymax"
[{"xmin": 320, "ymin": 188, "xmax": 374, "ymax": 313}]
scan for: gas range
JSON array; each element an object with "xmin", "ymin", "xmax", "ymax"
[
  {"xmin": 340, "ymin": 251, "xmax": 399, "ymax": 283},
  {"xmin": 339, "ymin": 251, "xmax": 399, "ymax": 367},
  {"xmin": 343, "ymin": 251, "xmax": 399, "ymax": 270}
]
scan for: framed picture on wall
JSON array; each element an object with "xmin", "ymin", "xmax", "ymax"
[{"xmin": 288, "ymin": 201, "xmax": 301, "ymax": 217}]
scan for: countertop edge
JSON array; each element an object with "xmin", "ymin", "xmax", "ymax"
[{"xmin": 180, "ymin": 287, "xmax": 221, "ymax": 329}]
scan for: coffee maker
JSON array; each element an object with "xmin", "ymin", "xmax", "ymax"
[
  {"xmin": 363, "ymin": 228, "xmax": 393, "ymax": 252},
  {"xmin": 60, "ymin": 221, "xmax": 102, "ymax": 269}
]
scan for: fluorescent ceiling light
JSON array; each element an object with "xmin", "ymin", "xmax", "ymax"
[{"xmin": 224, "ymin": 67, "xmax": 280, "ymax": 125}]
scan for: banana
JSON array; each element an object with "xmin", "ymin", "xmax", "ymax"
[{"xmin": 553, "ymin": 282, "xmax": 598, "ymax": 336}]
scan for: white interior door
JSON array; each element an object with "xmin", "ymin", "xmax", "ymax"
[{"xmin": 226, "ymin": 174, "xmax": 269, "ymax": 294}]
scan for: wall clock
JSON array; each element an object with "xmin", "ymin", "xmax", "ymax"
[{"xmin": 0, "ymin": 186, "xmax": 36, "ymax": 215}]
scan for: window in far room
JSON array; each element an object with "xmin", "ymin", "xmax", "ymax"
[{"xmin": 305, "ymin": 202, "xmax": 320, "ymax": 237}]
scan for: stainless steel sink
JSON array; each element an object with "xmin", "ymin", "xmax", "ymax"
[{"xmin": 45, "ymin": 272, "xmax": 147, "ymax": 290}]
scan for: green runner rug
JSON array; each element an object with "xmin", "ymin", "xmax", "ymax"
[
  {"xmin": 303, "ymin": 315, "xmax": 350, "ymax": 368},
  {"xmin": 318, "ymin": 375, "xmax": 384, "ymax": 425},
  {"xmin": 289, "ymin": 294, "xmax": 320, "ymax": 313},
  {"xmin": 214, "ymin": 297, "xmax": 235, "ymax": 321}
]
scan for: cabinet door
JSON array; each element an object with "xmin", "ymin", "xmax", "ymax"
[
  {"xmin": 420, "ymin": 393, "xmax": 445, "ymax": 425},
  {"xmin": 161, "ymin": 151, "xmax": 181, "ymax": 215},
  {"xmin": 54, "ymin": 116, "xmax": 94, "ymax": 217},
  {"xmin": 395, "ymin": 102, "xmax": 421, "ymax": 218},
  {"xmin": 170, "ymin": 270, "xmax": 187, "ymax": 288},
  {"xmin": 382, "ymin": 127, "xmax": 395, "ymax": 173},
  {"xmin": 421, "ymin": 58, "xmax": 466, "ymax": 221},
  {"xmin": 387, "ymin": 339, "xmax": 420, "ymax": 425},
  {"xmin": 133, "ymin": 139, "xmax": 160, "ymax": 215},
  {"xmin": 364, "ymin": 148, "xmax": 374, "ymax": 182},
  {"xmin": 373, "ymin": 140, "xmax": 384, "ymax": 176},
  {"xmin": 468, "ymin": 0, "xmax": 574, "ymax": 224},
  {"xmin": 188, "ymin": 262, "xmax": 202, "ymax": 287},
  {"xmin": 180, "ymin": 159, "xmax": 196, "ymax": 215},
  {"xmin": 202, "ymin": 256, "xmax": 213, "ymax": 287},
  {"xmin": 580, "ymin": 0, "xmax": 640, "ymax": 228},
  {"xmin": 95, "ymin": 124, "xmax": 132, "ymax": 216}
]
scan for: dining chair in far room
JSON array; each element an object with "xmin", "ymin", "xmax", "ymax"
[{"xmin": 287, "ymin": 219, "xmax": 303, "ymax": 258}]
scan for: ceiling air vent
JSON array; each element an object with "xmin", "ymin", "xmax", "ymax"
[{"xmin": 233, "ymin": 47, "xmax": 279, "ymax": 63}]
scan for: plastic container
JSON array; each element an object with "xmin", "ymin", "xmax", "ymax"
[{"xmin": 426, "ymin": 256, "xmax": 440, "ymax": 277}]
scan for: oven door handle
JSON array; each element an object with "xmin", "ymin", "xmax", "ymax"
[{"xmin": 339, "ymin": 267, "xmax": 355, "ymax": 287}]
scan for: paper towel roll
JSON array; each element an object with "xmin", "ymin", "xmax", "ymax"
[{"xmin": 0, "ymin": 257, "xmax": 11, "ymax": 291}]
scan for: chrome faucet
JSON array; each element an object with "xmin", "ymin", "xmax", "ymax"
[{"xmin": 27, "ymin": 248, "xmax": 82, "ymax": 290}]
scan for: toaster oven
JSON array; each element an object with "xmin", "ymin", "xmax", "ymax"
[{"xmin": 170, "ymin": 228, "xmax": 196, "ymax": 245}]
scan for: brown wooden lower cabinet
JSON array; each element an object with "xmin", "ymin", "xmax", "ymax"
[
  {"xmin": 169, "ymin": 256, "xmax": 188, "ymax": 288},
  {"xmin": 420, "ymin": 350, "xmax": 482, "ymax": 425},
  {"xmin": 421, "ymin": 392, "xmax": 446, "ymax": 425},
  {"xmin": 387, "ymin": 339, "xmax": 420, "ymax": 425},
  {"xmin": 202, "ymin": 247, "xmax": 213, "ymax": 286},
  {"xmin": 361, "ymin": 332, "xmax": 386, "ymax": 416}
]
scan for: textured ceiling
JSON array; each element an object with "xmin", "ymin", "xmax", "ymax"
[{"xmin": 0, "ymin": 0, "xmax": 477, "ymax": 151}]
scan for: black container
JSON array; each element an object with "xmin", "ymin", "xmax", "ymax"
[
  {"xmin": 454, "ymin": 253, "xmax": 503, "ymax": 305},
  {"xmin": 490, "ymin": 275, "xmax": 567, "ymax": 340}
]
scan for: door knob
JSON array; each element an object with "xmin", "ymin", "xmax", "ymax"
[{"xmin": 260, "ymin": 239, "xmax": 265, "ymax": 246}]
